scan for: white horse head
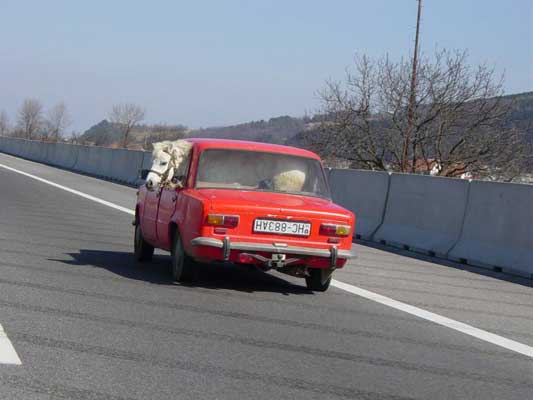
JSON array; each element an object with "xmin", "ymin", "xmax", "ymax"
[{"xmin": 145, "ymin": 140, "xmax": 193, "ymax": 190}]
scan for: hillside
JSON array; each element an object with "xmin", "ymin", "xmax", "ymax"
[
  {"xmin": 80, "ymin": 121, "xmax": 188, "ymax": 148},
  {"xmin": 81, "ymin": 120, "xmax": 122, "ymax": 146},
  {"xmin": 80, "ymin": 115, "xmax": 307, "ymax": 147},
  {"xmin": 188, "ymin": 116, "xmax": 305, "ymax": 144},
  {"xmin": 79, "ymin": 91, "xmax": 533, "ymax": 149},
  {"xmin": 503, "ymin": 91, "xmax": 533, "ymax": 140}
]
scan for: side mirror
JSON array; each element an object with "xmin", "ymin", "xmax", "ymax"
[{"xmin": 139, "ymin": 169, "xmax": 150, "ymax": 180}]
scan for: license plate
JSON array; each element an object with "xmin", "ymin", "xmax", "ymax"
[{"xmin": 253, "ymin": 219, "xmax": 311, "ymax": 236}]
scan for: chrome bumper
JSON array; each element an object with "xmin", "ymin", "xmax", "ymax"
[{"xmin": 190, "ymin": 236, "xmax": 356, "ymax": 268}]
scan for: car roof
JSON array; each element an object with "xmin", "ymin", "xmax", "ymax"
[{"xmin": 185, "ymin": 138, "xmax": 322, "ymax": 160}]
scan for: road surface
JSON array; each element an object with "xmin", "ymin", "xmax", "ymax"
[{"xmin": 0, "ymin": 152, "xmax": 532, "ymax": 399}]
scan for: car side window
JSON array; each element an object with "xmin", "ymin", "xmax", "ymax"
[{"xmin": 173, "ymin": 150, "xmax": 193, "ymax": 186}]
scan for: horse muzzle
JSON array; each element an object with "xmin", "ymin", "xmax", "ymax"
[{"xmin": 145, "ymin": 170, "xmax": 163, "ymax": 190}]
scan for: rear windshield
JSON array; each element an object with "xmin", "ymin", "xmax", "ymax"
[{"xmin": 196, "ymin": 149, "xmax": 330, "ymax": 199}]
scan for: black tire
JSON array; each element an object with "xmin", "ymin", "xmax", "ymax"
[
  {"xmin": 171, "ymin": 231, "xmax": 193, "ymax": 282},
  {"xmin": 305, "ymin": 268, "xmax": 332, "ymax": 292},
  {"xmin": 134, "ymin": 223, "xmax": 154, "ymax": 262}
]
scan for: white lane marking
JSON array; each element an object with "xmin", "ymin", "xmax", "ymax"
[
  {"xmin": 0, "ymin": 163, "xmax": 134, "ymax": 216},
  {"xmin": 331, "ymin": 279, "xmax": 533, "ymax": 358},
  {"xmin": 1, "ymin": 160, "xmax": 532, "ymax": 359},
  {"xmin": 0, "ymin": 323, "xmax": 22, "ymax": 365}
]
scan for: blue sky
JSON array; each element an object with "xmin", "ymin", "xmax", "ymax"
[{"xmin": 1, "ymin": 0, "xmax": 531, "ymax": 132}]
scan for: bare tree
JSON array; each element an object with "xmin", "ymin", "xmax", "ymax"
[
  {"xmin": 109, "ymin": 103, "xmax": 145, "ymax": 148},
  {"xmin": 17, "ymin": 98, "xmax": 44, "ymax": 139},
  {"xmin": 0, "ymin": 110, "xmax": 10, "ymax": 136},
  {"xmin": 69, "ymin": 131, "xmax": 81, "ymax": 144},
  {"xmin": 45, "ymin": 102, "xmax": 71, "ymax": 142},
  {"xmin": 313, "ymin": 49, "xmax": 528, "ymax": 180}
]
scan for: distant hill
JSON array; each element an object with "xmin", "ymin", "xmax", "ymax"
[
  {"xmin": 80, "ymin": 115, "xmax": 306, "ymax": 147},
  {"xmin": 80, "ymin": 91, "xmax": 533, "ymax": 149},
  {"xmin": 503, "ymin": 91, "xmax": 533, "ymax": 140},
  {"xmin": 187, "ymin": 116, "xmax": 305, "ymax": 144},
  {"xmin": 79, "ymin": 120, "xmax": 188, "ymax": 148},
  {"xmin": 81, "ymin": 120, "xmax": 122, "ymax": 146}
]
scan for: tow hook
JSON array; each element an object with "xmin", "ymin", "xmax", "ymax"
[
  {"xmin": 271, "ymin": 253, "xmax": 286, "ymax": 269},
  {"xmin": 240, "ymin": 253, "xmax": 300, "ymax": 269}
]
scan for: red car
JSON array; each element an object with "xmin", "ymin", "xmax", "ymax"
[{"xmin": 134, "ymin": 139, "xmax": 356, "ymax": 292}]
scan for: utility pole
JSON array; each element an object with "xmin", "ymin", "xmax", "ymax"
[{"xmin": 402, "ymin": 0, "xmax": 422, "ymax": 172}]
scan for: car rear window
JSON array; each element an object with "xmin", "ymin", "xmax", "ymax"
[{"xmin": 196, "ymin": 149, "xmax": 331, "ymax": 199}]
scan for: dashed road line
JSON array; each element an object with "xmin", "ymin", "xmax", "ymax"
[{"xmin": 0, "ymin": 323, "xmax": 21, "ymax": 365}]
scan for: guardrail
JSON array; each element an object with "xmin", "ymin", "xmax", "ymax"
[
  {"xmin": 0, "ymin": 137, "xmax": 147, "ymax": 185},
  {"xmin": 331, "ymin": 168, "xmax": 533, "ymax": 278},
  {"xmin": 1, "ymin": 136, "xmax": 531, "ymax": 278}
]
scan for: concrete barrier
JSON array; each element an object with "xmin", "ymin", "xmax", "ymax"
[
  {"xmin": 85, "ymin": 146, "xmax": 112, "ymax": 178},
  {"xmin": 10, "ymin": 138, "xmax": 24, "ymax": 157},
  {"xmin": 47, "ymin": 142, "xmax": 79, "ymax": 169},
  {"xmin": 449, "ymin": 180, "xmax": 533, "ymax": 278},
  {"xmin": 82, "ymin": 147, "xmax": 101, "ymax": 176},
  {"xmin": 0, "ymin": 137, "xmax": 12, "ymax": 155},
  {"xmin": 373, "ymin": 174, "xmax": 469, "ymax": 257},
  {"xmin": 26, "ymin": 141, "xmax": 36, "ymax": 159},
  {"xmin": 73, "ymin": 145, "xmax": 92, "ymax": 174},
  {"xmin": 9, "ymin": 138, "xmax": 23, "ymax": 157},
  {"xmin": 0, "ymin": 138, "xmax": 144, "ymax": 185},
  {"xmin": 26, "ymin": 140, "xmax": 36, "ymax": 160},
  {"xmin": 41, "ymin": 142, "xmax": 53, "ymax": 164},
  {"xmin": 109, "ymin": 148, "xmax": 145, "ymax": 184},
  {"xmin": 71, "ymin": 146, "xmax": 112, "ymax": 178},
  {"xmin": 20, "ymin": 139, "xmax": 33, "ymax": 159},
  {"xmin": 1, "ymin": 137, "xmax": 20, "ymax": 157},
  {"xmin": 140, "ymin": 150, "xmax": 153, "ymax": 171},
  {"xmin": 95, "ymin": 147, "xmax": 115, "ymax": 179},
  {"xmin": 28, "ymin": 141, "xmax": 41, "ymax": 161},
  {"xmin": 328, "ymin": 169, "xmax": 390, "ymax": 240}
]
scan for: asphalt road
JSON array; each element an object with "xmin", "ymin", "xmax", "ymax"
[{"xmin": 0, "ymin": 152, "xmax": 532, "ymax": 400}]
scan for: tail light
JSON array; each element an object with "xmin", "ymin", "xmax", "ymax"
[
  {"xmin": 320, "ymin": 223, "xmax": 351, "ymax": 237},
  {"xmin": 206, "ymin": 214, "xmax": 239, "ymax": 228}
]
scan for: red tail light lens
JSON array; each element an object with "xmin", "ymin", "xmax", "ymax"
[
  {"xmin": 206, "ymin": 214, "xmax": 239, "ymax": 228},
  {"xmin": 320, "ymin": 223, "xmax": 351, "ymax": 237},
  {"xmin": 222, "ymin": 215, "xmax": 239, "ymax": 227}
]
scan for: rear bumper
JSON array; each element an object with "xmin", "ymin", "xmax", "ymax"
[{"xmin": 191, "ymin": 236, "xmax": 356, "ymax": 267}]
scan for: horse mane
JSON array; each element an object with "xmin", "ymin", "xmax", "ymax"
[{"xmin": 152, "ymin": 140, "xmax": 192, "ymax": 158}]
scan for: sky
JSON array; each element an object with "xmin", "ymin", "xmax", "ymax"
[{"xmin": 1, "ymin": 0, "xmax": 532, "ymax": 133}]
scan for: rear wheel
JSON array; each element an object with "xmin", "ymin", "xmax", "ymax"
[
  {"xmin": 134, "ymin": 223, "xmax": 154, "ymax": 262},
  {"xmin": 171, "ymin": 231, "xmax": 193, "ymax": 282},
  {"xmin": 305, "ymin": 268, "xmax": 332, "ymax": 292}
]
